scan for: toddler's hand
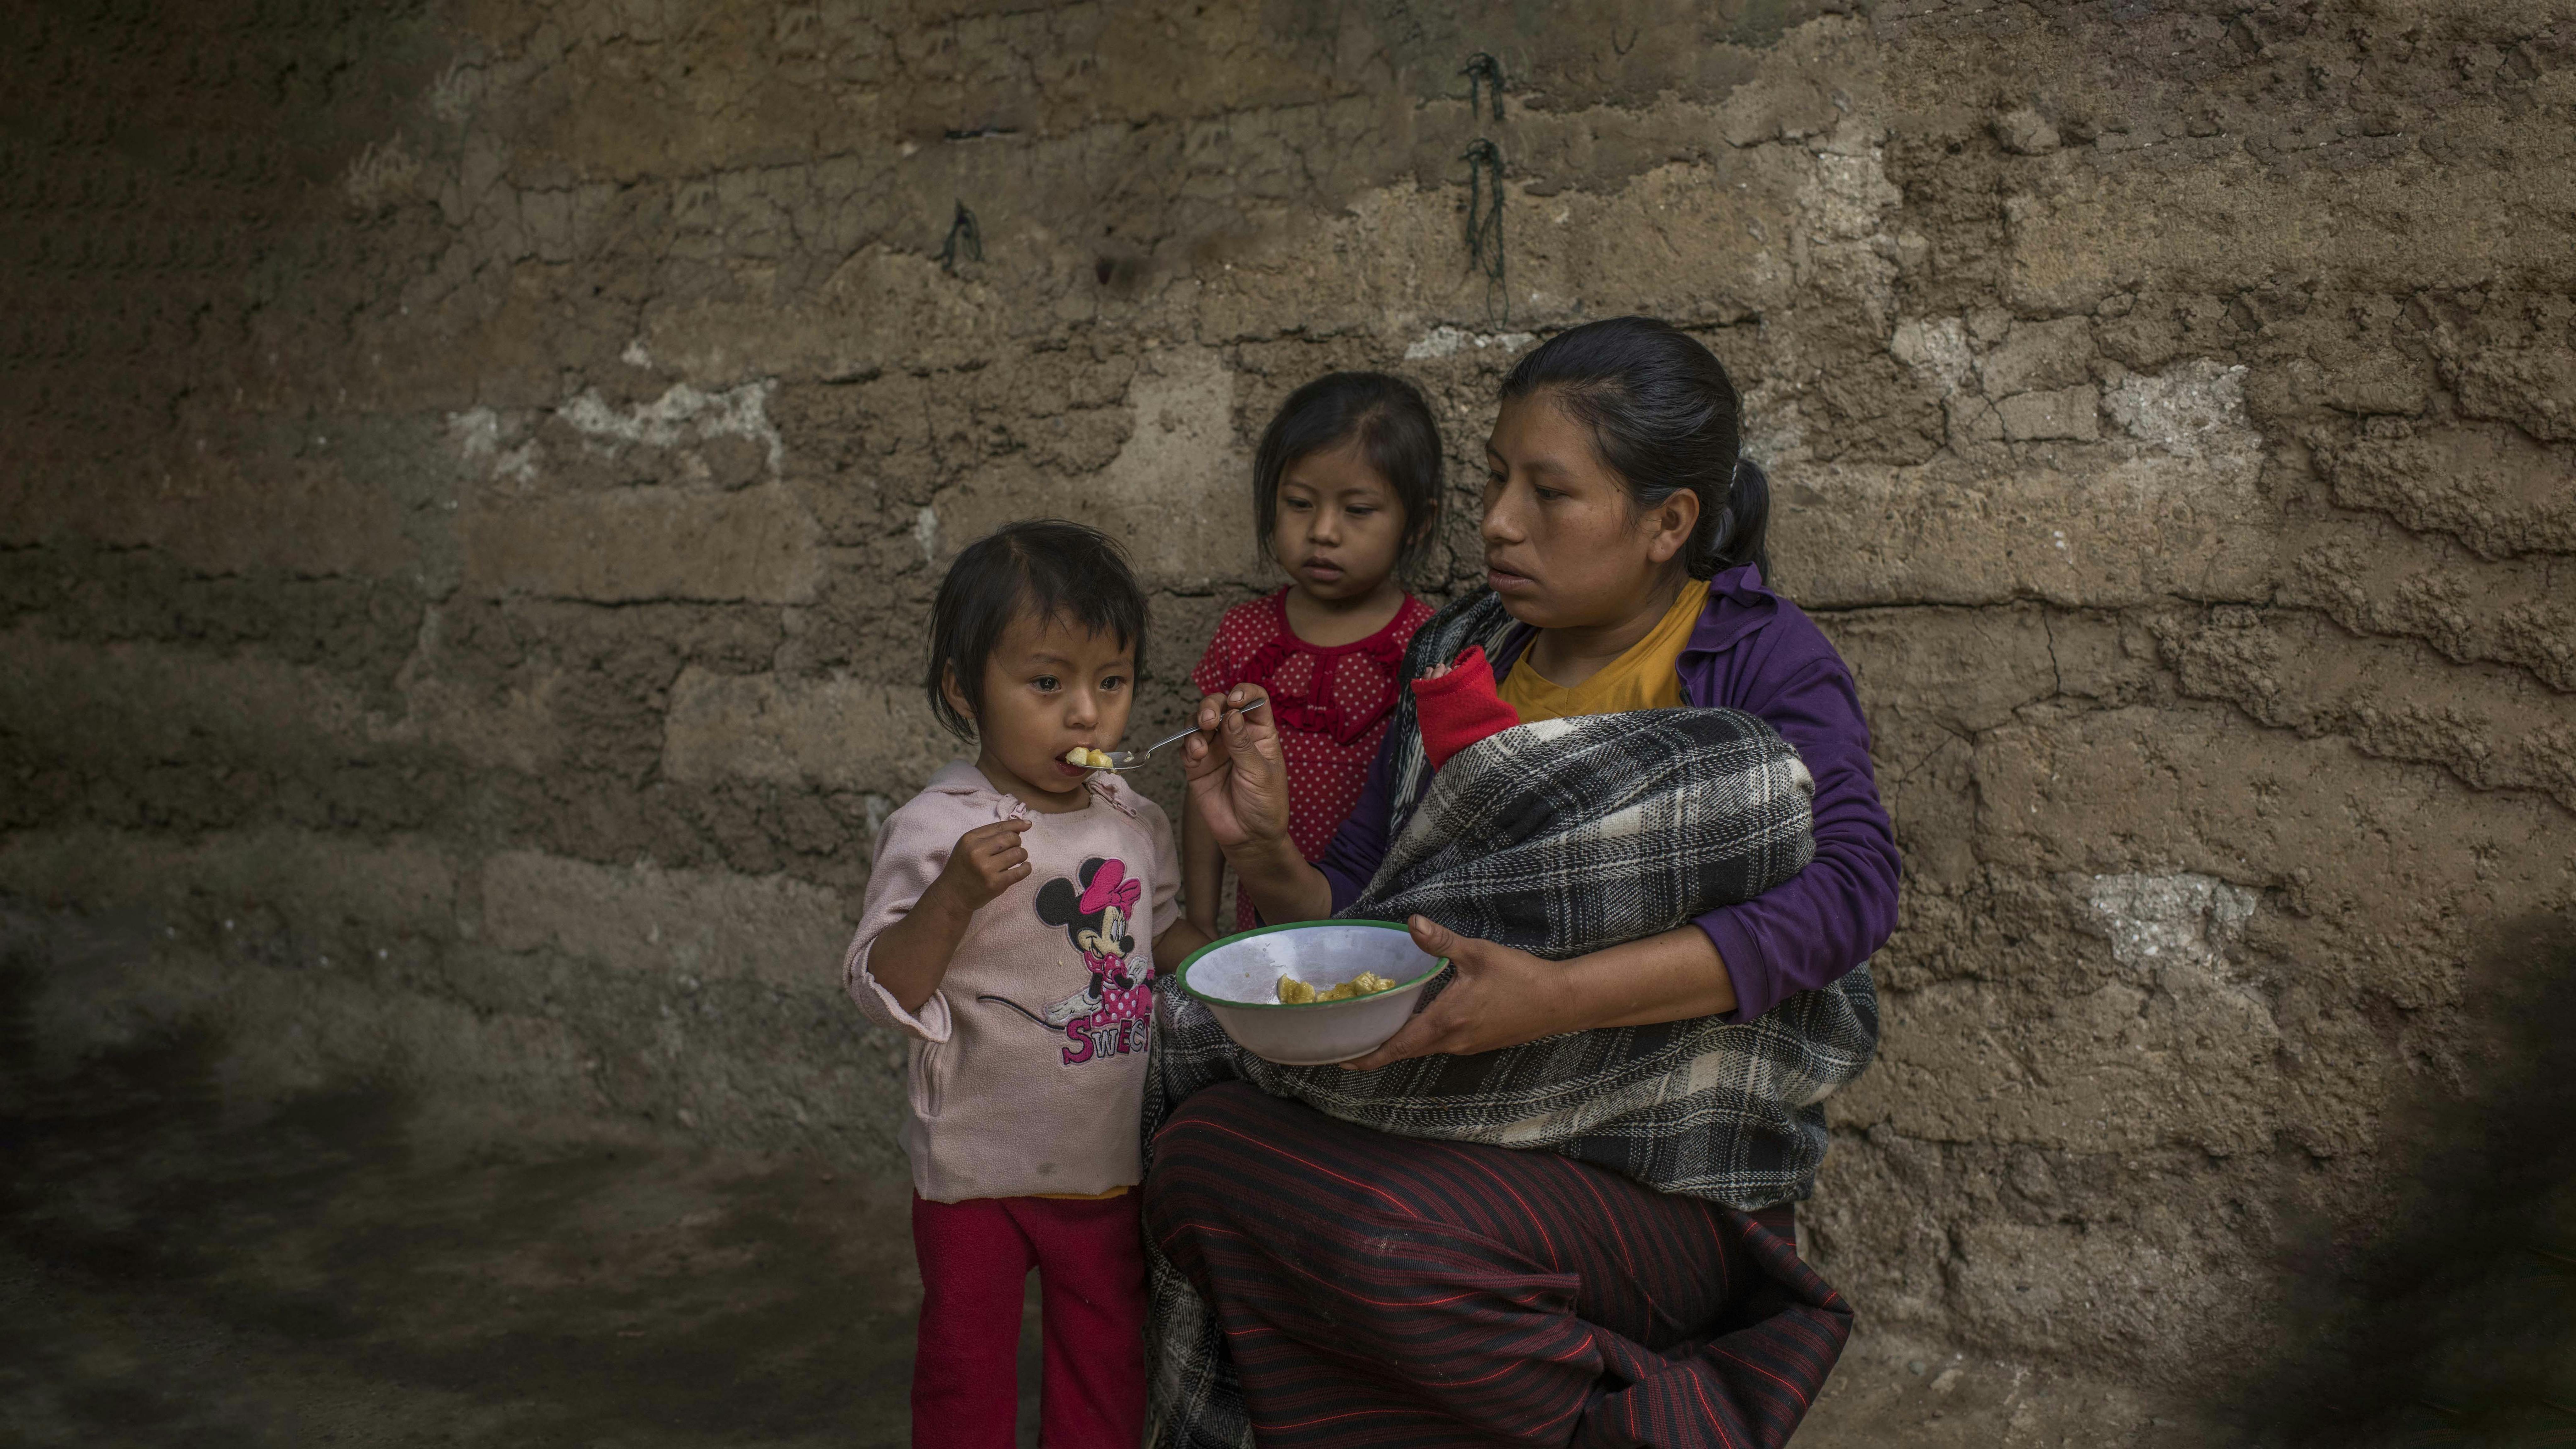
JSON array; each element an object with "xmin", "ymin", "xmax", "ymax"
[{"xmin": 936, "ymin": 819, "xmax": 1034, "ymax": 911}]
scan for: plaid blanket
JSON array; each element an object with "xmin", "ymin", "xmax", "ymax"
[{"xmin": 1142, "ymin": 590, "xmax": 1883, "ymax": 1447}]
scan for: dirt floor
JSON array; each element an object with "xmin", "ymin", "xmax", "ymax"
[
  {"xmin": 0, "ymin": 971, "xmax": 1031, "ymax": 1448},
  {"xmin": 2, "ymin": 965, "xmax": 2200, "ymax": 1449}
]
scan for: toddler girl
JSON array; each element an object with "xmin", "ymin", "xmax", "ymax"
[
  {"xmin": 1185, "ymin": 371, "xmax": 1444, "ymax": 935},
  {"xmin": 842, "ymin": 519, "xmax": 1208, "ymax": 1449}
]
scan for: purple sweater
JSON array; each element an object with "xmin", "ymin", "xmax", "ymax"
[{"xmin": 1316, "ymin": 564, "xmax": 1901, "ymax": 1022}]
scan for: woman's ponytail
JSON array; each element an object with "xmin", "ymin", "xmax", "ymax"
[
  {"xmin": 1499, "ymin": 316, "xmax": 1773, "ymax": 583},
  {"xmin": 1712, "ymin": 457, "xmax": 1772, "ymax": 579}
]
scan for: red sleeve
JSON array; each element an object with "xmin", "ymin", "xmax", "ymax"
[{"xmin": 1411, "ymin": 646, "xmax": 1518, "ymax": 770}]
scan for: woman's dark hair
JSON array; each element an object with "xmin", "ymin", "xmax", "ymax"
[
  {"xmin": 925, "ymin": 519, "xmax": 1147, "ymax": 741},
  {"xmin": 1498, "ymin": 316, "xmax": 1772, "ymax": 580},
  {"xmin": 1252, "ymin": 371, "xmax": 1443, "ymax": 565}
]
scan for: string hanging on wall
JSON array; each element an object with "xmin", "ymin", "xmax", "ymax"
[
  {"xmin": 934, "ymin": 201, "xmax": 982, "ymax": 272},
  {"xmin": 1462, "ymin": 138, "xmax": 1505, "ymax": 324},
  {"xmin": 1461, "ymin": 52, "xmax": 1505, "ymax": 123}
]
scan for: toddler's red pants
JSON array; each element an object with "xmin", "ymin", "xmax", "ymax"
[{"xmin": 910, "ymin": 1191, "xmax": 1146, "ymax": 1449}]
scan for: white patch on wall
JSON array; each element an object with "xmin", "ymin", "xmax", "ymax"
[
  {"xmin": 861, "ymin": 792, "xmax": 896, "ymax": 840},
  {"xmin": 342, "ymin": 138, "xmax": 421, "ymax": 210},
  {"xmin": 2078, "ymin": 872, "xmax": 2258, "ymax": 978},
  {"xmin": 427, "ymin": 61, "xmax": 485, "ymax": 124},
  {"xmin": 1890, "ymin": 317, "xmax": 1974, "ymax": 395},
  {"xmin": 1794, "ymin": 121, "xmax": 1903, "ymax": 331},
  {"xmin": 1802, "ymin": 147, "xmax": 1902, "ymax": 241},
  {"xmin": 914, "ymin": 505, "xmax": 939, "ymax": 562},
  {"xmin": 1403, "ymin": 326, "xmax": 1536, "ymax": 361},
  {"xmin": 558, "ymin": 379, "xmax": 784, "ymax": 474},
  {"xmin": 1737, "ymin": 381, "xmax": 1806, "ymax": 462},
  {"xmin": 448, "ymin": 406, "xmax": 500, "ymax": 460},
  {"xmin": 445, "ymin": 405, "xmax": 536, "ymax": 483},
  {"xmin": 621, "ymin": 338, "xmax": 654, "ymax": 368},
  {"xmin": 2104, "ymin": 360, "xmax": 2258, "ymax": 465}
]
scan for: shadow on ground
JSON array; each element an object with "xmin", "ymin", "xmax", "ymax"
[
  {"xmin": 2218, "ymin": 914, "xmax": 2576, "ymax": 1448},
  {"xmin": 60, "ymin": 910, "xmax": 2569, "ymax": 1447},
  {"xmin": 0, "ymin": 959, "xmax": 1048, "ymax": 1447},
  {"xmin": 0, "ymin": 913, "xmax": 2215, "ymax": 1449}
]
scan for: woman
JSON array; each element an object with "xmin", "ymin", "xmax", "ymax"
[{"xmin": 1154, "ymin": 317, "xmax": 1901, "ymax": 1447}]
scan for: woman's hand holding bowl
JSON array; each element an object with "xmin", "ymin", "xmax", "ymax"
[
  {"xmin": 1179, "ymin": 687, "xmax": 1569, "ymax": 1064},
  {"xmin": 1335, "ymin": 916, "xmax": 1579, "ymax": 1070}
]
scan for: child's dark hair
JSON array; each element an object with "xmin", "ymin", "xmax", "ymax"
[
  {"xmin": 925, "ymin": 520, "xmax": 1147, "ymax": 741},
  {"xmin": 1498, "ymin": 316, "xmax": 1772, "ymax": 580},
  {"xmin": 1252, "ymin": 371, "xmax": 1443, "ymax": 565}
]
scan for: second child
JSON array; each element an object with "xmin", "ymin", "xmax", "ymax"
[
  {"xmin": 1185, "ymin": 371, "xmax": 1444, "ymax": 936},
  {"xmin": 841, "ymin": 520, "xmax": 1208, "ymax": 1449}
]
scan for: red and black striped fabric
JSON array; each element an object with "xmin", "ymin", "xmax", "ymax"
[{"xmin": 1145, "ymin": 1081, "xmax": 1852, "ymax": 1448}]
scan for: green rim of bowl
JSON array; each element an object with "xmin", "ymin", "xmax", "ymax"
[{"xmin": 1174, "ymin": 919, "xmax": 1447, "ymax": 1010}]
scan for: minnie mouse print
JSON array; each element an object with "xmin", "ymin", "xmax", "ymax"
[{"xmin": 980, "ymin": 856, "xmax": 1156, "ymax": 1065}]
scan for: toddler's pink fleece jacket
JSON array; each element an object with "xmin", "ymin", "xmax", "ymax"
[{"xmin": 843, "ymin": 762, "xmax": 1179, "ymax": 1203}]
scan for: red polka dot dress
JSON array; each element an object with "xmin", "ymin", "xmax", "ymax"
[{"xmin": 1191, "ymin": 588, "xmax": 1436, "ymax": 932}]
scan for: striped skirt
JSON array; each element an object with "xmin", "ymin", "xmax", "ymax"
[{"xmin": 1144, "ymin": 1082, "xmax": 1851, "ymax": 1448}]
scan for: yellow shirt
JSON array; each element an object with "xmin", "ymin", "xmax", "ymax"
[{"xmin": 1498, "ymin": 578, "xmax": 1710, "ymax": 723}]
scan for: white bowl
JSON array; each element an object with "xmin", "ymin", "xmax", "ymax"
[{"xmin": 1176, "ymin": 920, "xmax": 1445, "ymax": 1066}]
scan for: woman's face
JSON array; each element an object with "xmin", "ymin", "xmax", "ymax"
[{"xmin": 1480, "ymin": 392, "xmax": 1698, "ymax": 630}]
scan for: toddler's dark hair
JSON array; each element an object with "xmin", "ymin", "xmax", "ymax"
[
  {"xmin": 1252, "ymin": 371, "xmax": 1443, "ymax": 566},
  {"xmin": 925, "ymin": 520, "xmax": 1147, "ymax": 741}
]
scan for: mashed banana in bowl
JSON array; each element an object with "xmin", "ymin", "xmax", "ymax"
[
  {"xmin": 1275, "ymin": 971, "xmax": 1399, "ymax": 1005},
  {"xmin": 1178, "ymin": 922, "xmax": 1441, "ymax": 1065}
]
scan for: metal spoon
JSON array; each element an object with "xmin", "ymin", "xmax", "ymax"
[{"xmin": 1085, "ymin": 698, "xmax": 1270, "ymax": 773}]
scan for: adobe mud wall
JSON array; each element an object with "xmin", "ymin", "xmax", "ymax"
[{"xmin": 6, "ymin": 0, "xmax": 2571, "ymax": 1393}]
